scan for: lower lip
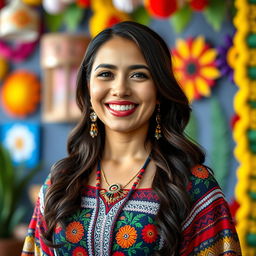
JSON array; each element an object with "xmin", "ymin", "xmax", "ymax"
[{"xmin": 105, "ymin": 105, "xmax": 137, "ymax": 117}]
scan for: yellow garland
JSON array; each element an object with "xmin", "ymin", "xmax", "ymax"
[{"xmin": 234, "ymin": 1, "xmax": 256, "ymax": 255}]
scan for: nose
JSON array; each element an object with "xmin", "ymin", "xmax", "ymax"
[{"xmin": 110, "ymin": 76, "xmax": 131, "ymax": 97}]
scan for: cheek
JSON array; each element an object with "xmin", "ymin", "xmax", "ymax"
[
  {"xmin": 138, "ymin": 84, "xmax": 157, "ymax": 103},
  {"xmin": 89, "ymin": 83, "xmax": 106, "ymax": 103}
]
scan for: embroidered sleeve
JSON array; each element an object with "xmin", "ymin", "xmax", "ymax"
[
  {"xmin": 21, "ymin": 174, "xmax": 54, "ymax": 256},
  {"xmin": 179, "ymin": 165, "xmax": 242, "ymax": 256}
]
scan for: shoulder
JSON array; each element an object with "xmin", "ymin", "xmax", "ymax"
[
  {"xmin": 186, "ymin": 164, "xmax": 222, "ymax": 203},
  {"xmin": 180, "ymin": 165, "xmax": 241, "ymax": 255}
]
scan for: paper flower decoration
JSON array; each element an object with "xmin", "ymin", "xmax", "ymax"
[
  {"xmin": 0, "ymin": 56, "xmax": 9, "ymax": 81},
  {"xmin": 0, "ymin": 0, "xmax": 39, "ymax": 42},
  {"xmin": 76, "ymin": 0, "xmax": 90, "ymax": 8},
  {"xmin": 172, "ymin": 37, "xmax": 220, "ymax": 101},
  {"xmin": 1, "ymin": 123, "xmax": 40, "ymax": 168},
  {"xmin": 0, "ymin": 0, "xmax": 5, "ymax": 9},
  {"xmin": 145, "ymin": 0, "xmax": 178, "ymax": 18},
  {"xmin": 42, "ymin": 0, "xmax": 67, "ymax": 14},
  {"xmin": 217, "ymin": 34, "xmax": 236, "ymax": 82},
  {"xmin": 189, "ymin": 0, "xmax": 208, "ymax": 11},
  {"xmin": 1, "ymin": 70, "xmax": 40, "ymax": 117},
  {"xmin": 22, "ymin": 0, "xmax": 42, "ymax": 5},
  {"xmin": 61, "ymin": 0, "xmax": 76, "ymax": 3},
  {"xmin": 233, "ymin": 1, "xmax": 256, "ymax": 253},
  {"xmin": 113, "ymin": 0, "xmax": 142, "ymax": 13},
  {"xmin": 89, "ymin": 0, "xmax": 130, "ymax": 38},
  {"xmin": 0, "ymin": 40, "xmax": 37, "ymax": 62}
]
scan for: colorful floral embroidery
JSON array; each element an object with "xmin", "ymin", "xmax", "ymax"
[
  {"xmin": 116, "ymin": 225, "xmax": 137, "ymax": 248},
  {"xmin": 22, "ymin": 178, "xmax": 241, "ymax": 256},
  {"xmin": 23, "ymin": 236, "xmax": 35, "ymax": 252},
  {"xmin": 72, "ymin": 246, "xmax": 88, "ymax": 256},
  {"xmin": 112, "ymin": 252, "xmax": 125, "ymax": 256},
  {"xmin": 55, "ymin": 223, "xmax": 62, "ymax": 234},
  {"xmin": 191, "ymin": 165, "xmax": 209, "ymax": 179},
  {"xmin": 66, "ymin": 221, "xmax": 85, "ymax": 243},
  {"xmin": 142, "ymin": 224, "xmax": 158, "ymax": 243}
]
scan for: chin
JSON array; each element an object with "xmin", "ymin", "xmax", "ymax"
[{"xmin": 106, "ymin": 126, "xmax": 134, "ymax": 133}]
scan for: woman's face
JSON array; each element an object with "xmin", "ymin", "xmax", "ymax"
[{"xmin": 89, "ymin": 36, "xmax": 157, "ymax": 135}]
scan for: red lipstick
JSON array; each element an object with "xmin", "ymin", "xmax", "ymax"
[{"xmin": 105, "ymin": 101, "xmax": 138, "ymax": 117}]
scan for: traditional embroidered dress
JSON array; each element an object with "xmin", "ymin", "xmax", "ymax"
[{"xmin": 22, "ymin": 165, "xmax": 241, "ymax": 256}]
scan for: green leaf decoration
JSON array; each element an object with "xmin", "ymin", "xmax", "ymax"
[
  {"xmin": 209, "ymin": 96, "xmax": 230, "ymax": 189},
  {"xmin": 64, "ymin": 3, "xmax": 84, "ymax": 32},
  {"xmin": 44, "ymin": 12, "xmax": 64, "ymax": 32},
  {"xmin": 203, "ymin": 0, "xmax": 227, "ymax": 31},
  {"xmin": 170, "ymin": 4, "xmax": 193, "ymax": 33},
  {"xmin": 131, "ymin": 6, "xmax": 151, "ymax": 26},
  {"xmin": 185, "ymin": 111, "xmax": 198, "ymax": 142},
  {"xmin": 0, "ymin": 144, "xmax": 42, "ymax": 238}
]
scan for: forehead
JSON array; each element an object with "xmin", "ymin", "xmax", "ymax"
[{"xmin": 92, "ymin": 36, "xmax": 147, "ymax": 66}]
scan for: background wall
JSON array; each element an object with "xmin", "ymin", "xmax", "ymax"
[{"xmin": 0, "ymin": 0, "xmax": 236, "ymax": 225}]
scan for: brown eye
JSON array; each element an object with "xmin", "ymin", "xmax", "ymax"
[
  {"xmin": 97, "ymin": 71, "xmax": 114, "ymax": 78},
  {"xmin": 131, "ymin": 72, "xmax": 148, "ymax": 79}
]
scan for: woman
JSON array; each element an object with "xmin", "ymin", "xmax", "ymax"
[{"xmin": 22, "ymin": 21, "xmax": 241, "ymax": 256}]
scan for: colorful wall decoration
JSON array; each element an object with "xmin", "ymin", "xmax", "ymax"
[
  {"xmin": 0, "ymin": 0, "xmax": 40, "ymax": 42},
  {"xmin": 1, "ymin": 123, "xmax": 40, "ymax": 168},
  {"xmin": 0, "ymin": 0, "xmax": 252, "ymax": 248},
  {"xmin": 172, "ymin": 36, "xmax": 220, "ymax": 102},
  {"xmin": 40, "ymin": 33, "xmax": 90, "ymax": 122},
  {"xmin": 1, "ymin": 70, "xmax": 40, "ymax": 118},
  {"xmin": 233, "ymin": 0, "xmax": 256, "ymax": 254}
]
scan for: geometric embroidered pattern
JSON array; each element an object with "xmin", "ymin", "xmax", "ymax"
[{"xmin": 21, "ymin": 165, "xmax": 241, "ymax": 256}]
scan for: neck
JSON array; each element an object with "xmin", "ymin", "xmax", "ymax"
[{"xmin": 103, "ymin": 127, "xmax": 151, "ymax": 162}]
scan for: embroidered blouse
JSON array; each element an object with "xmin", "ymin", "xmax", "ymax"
[{"xmin": 22, "ymin": 165, "xmax": 241, "ymax": 256}]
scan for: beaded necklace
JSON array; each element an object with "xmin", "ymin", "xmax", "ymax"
[{"xmin": 96, "ymin": 156, "xmax": 151, "ymax": 204}]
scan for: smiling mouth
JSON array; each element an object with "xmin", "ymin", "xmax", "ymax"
[
  {"xmin": 108, "ymin": 104, "xmax": 136, "ymax": 111},
  {"xmin": 105, "ymin": 102, "xmax": 138, "ymax": 117}
]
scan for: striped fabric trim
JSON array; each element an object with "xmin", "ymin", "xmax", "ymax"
[{"xmin": 182, "ymin": 188, "xmax": 224, "ymax": 230}]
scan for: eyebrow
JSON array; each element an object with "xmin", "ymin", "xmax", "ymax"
[{"xmin": 94, "ymin": 64, "xmax": 150, "ymax": 71}]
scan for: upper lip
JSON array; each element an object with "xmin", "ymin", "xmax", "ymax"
[{"xmin": 105, "ymin": 101, "xmax": 137, "ymax": 105}]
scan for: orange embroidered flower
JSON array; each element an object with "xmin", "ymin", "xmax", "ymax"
[
  {"xmin": 72, "ymin": 246, "xmax": 88, "ymax": 256},
  {"xmin": 66, "ymin": 221, "xmax": 84, "ymax": 243},
  {"xmin": 116, "ymin": 225, "xmax": 137, "ymax": 248},
  {"xmin": 191, "ymin": 165, "xmax": 209, "ymax": 179},
  {"xmin": 142, "ymin": 224, "xmax": 158, "ymax": 243}
]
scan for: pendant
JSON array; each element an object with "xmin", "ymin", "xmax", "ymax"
[
  {"xmin": 108, "ymin": 183, "xmax": 122, "ymax": 194},
  {"xmin": 100, "ymin": 183, "xmax": 129, "ymax": 204}
]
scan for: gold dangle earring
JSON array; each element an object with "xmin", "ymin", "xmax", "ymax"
[
  {"xmin": 155, "ymin": 104, "xmax": 162, "ymax": 140},
  {"xmin": 89, "ymin": 110, "xmax": 98, "ymax": 138}
]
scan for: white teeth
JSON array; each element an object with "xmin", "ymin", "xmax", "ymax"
[{"xmin": 109, "ymin": 104, "xmax": 135, "ymax": 111}]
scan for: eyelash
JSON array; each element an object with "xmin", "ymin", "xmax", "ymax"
[
  {"xmin": 97, "ymin": 71, "xmax": 113, "ymax": 78},
  {"xmin": 96, "ymin": 71, "xmax": 149, "ymax": 80},
  {"xmin": 130, "ymin": 72, "xmax": 148, "ymax": 79}
]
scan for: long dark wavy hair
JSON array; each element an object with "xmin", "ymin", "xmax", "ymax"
[{"xmin": 43, "ymin": 21, "xmax": 205, "ymax": 255}]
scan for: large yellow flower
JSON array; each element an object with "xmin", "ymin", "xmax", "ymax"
[{"xmin": 172, "ymin": 37, "xmax": 220, "ymax": 101}]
